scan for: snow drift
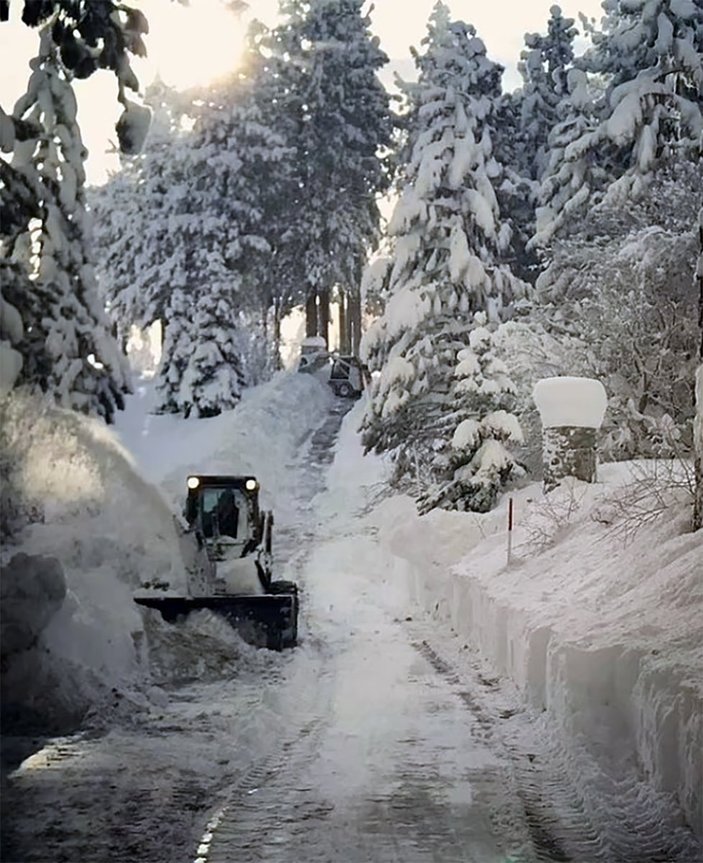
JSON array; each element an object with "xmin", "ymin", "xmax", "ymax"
[{"xmin": 0, "ymin": 392, "xmax": 184, "ymax": 729}]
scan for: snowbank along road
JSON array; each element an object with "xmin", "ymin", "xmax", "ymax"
[{"xmin": 2, "ymin": 384, "xmax": 702, "ymax": 863}]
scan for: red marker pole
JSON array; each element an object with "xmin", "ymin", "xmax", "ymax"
[{"xmin": 507, "ymin": 497, "xmax": 514, "ymax": 566}]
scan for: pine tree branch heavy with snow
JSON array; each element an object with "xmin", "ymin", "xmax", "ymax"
[
  {"xmin": 1, "ymin": 1, "xmax": 150, "ymax": 421},
  {"xmin": 535, "ymin": 0, "xmax": 703, "ymax": 245},
  {"xmin": 360, "ymin": 3, "xmax": 526, "ymax": 512},
  {"xmin": 5, "ymin": 40, "xmax": 130, "ymax": 422}
]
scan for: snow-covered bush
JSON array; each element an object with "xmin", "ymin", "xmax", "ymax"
[
  {"xmin": 517, "ymin": 478, "xmax": 587, "ymax": 555},
  {"xmin": 593, "ymin": 458, "xmax": 697, "ymax": 544},
  {"xmin": 534, "ymin": 163, "xmax": 701, "ymax": 460}
]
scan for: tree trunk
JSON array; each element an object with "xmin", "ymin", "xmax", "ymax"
[
  {"xmin": 345, "ymin": 290, "xmax": 353, "ymax": 353},
  {"xmin": 348, "ymin": 287, "xmax": 362, "ymax": 355},
  {"xmin": 319, "ymin": 288, "xmax": 330, "ymax": 348},
  {"xmin": 273, "ymin": 299, "xmax": 283, "ymax": 371},
  {"xmin": 693, "ymin": 208, "xmax": 703, "ymax": 531},
  {"xmin": 261, "ymin": 302, "xmax": 269, "ymax": 343},
  {"xmin": 159, "ymin": 317, "xmax": 167, "ymax": 350},
  {"xmin": 305, "ymin": 291, "xmax": 318, "ymax": 337},
  {"xmin": 338, "ymin": 289, "xmax": 348, "ymax": 354}
]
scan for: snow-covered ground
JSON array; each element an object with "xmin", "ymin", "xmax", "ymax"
[
  {"xmin": 313, "ymin": 399, "xmax": 703, "ymax": 852},
  {"xmin": 2, "ymin": 374, "xmax": 702, "ymax": 861}
]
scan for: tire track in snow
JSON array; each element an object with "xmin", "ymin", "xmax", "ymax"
[
  {"xmin": 192, "ymin": 397, "xmax": 355, "ymax": 863},
  {"xmin": 198, "ymin": 398, "xmax": 539, "ymax": 863},
  {"xmin": 412, "ymin": 638, "xmax": 703, "ymax": 863}
]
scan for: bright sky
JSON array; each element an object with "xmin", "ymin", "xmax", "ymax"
[{"xmin": 0, "ymin": 0, "xmax": 605, "ymax": 184}]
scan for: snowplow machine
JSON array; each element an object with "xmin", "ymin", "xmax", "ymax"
[
  {"xmin": 135, "ymin": 475, "xmax": 298, "ymax": 650},
  {"xmin": 297, "ymin": 337, "xmax": 368, "ymax": 399}
]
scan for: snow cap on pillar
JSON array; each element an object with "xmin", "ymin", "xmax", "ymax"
[{"xmin": 532, "ymin": 376, "xmax": 607, "ymax": 430}]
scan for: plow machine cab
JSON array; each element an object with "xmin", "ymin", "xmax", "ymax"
[
  {"xmin": 135, "ymin": 475, "xmax": 298, "ymax": 650},
  {"xmin": 185, "ymin": 474, "xmax": 273, "ymax": 588},
  {"xmin": 328, "ymin": 355, "xmax": 367, "ymax": 399},
  {"xmin": 297, "ymin": 336, "xmax": 330, "ymax": 374}
]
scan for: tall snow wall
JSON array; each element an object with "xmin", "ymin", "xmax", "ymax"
[
  {"xmin": 374, "ymin": 471, "xmax": 703, "ymax": 841},
  {"xmin": 0, "ymin": 392, "xmax": 184, "ymax": 729}
]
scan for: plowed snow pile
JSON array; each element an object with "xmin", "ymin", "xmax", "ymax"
[{"xmin": 0, "ymin": 373, "xmax": 331, "ymax": 730}]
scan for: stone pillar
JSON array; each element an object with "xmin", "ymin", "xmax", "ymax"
[
  {"xmin": 533, "ymin": 377, "xmax": 607, "ymax": 493},
  {"xmin": 543, "ymin": 426, "xmax": 598, "ymax": 491}
]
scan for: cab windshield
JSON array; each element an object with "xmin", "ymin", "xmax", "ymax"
[{"xmin": 199, "ymin": 487, "xmax": 250, "ymax": 541}]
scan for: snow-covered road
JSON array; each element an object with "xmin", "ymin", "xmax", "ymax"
[
  {"xmin": 3, "ymin": 385, "xmax": 701, "ymax": 863},
  {"xmin": 196, "ymin": 403, "xmax": 526, "ymax": 862}
]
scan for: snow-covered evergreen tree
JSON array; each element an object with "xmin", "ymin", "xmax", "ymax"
[
  {"xmin": 536, "ymin": 0, "xmax": 703, "ymax": 244},
  {"xmin": 269, "ymin": 0, "xmax": 393, "ymax": 344},
  {"xmin": 517, "ymin": 5, "xmax": 578, "ymax": 181},
  {"xmin": 360, "ymin": 4, "xmax": 525, "ymax": 511},
  {"xmin": 486, "ymin": 7, "xmax": 578, "ymax": 284},
  {"xmin": 93, "ymin": 57, "xmax": 289, "ymax": 417},
  {"xmin": 154, "ymin": 288, "xmax": 190, "ymax": 415},
  {"xmin": 203, "ymin": 35, "xmax": 302, "ymax": 365},
  {"xmin": 418, "ymin": 312, "xmax": 523, "ymax": 513},
  {"xmin": 6, "ymin": 39, "xmax": 129, "ymax": 422},
  {"xmin": 90, "ymin": 81, "xmax": 189, "ymax": 342},
  {"xmin": 533, "ymin": 68, "xmax": 606, "ymax": 245},
  {"xmin": 1, "ymin": 1, "xmax": 148, "ymax": 421}
]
